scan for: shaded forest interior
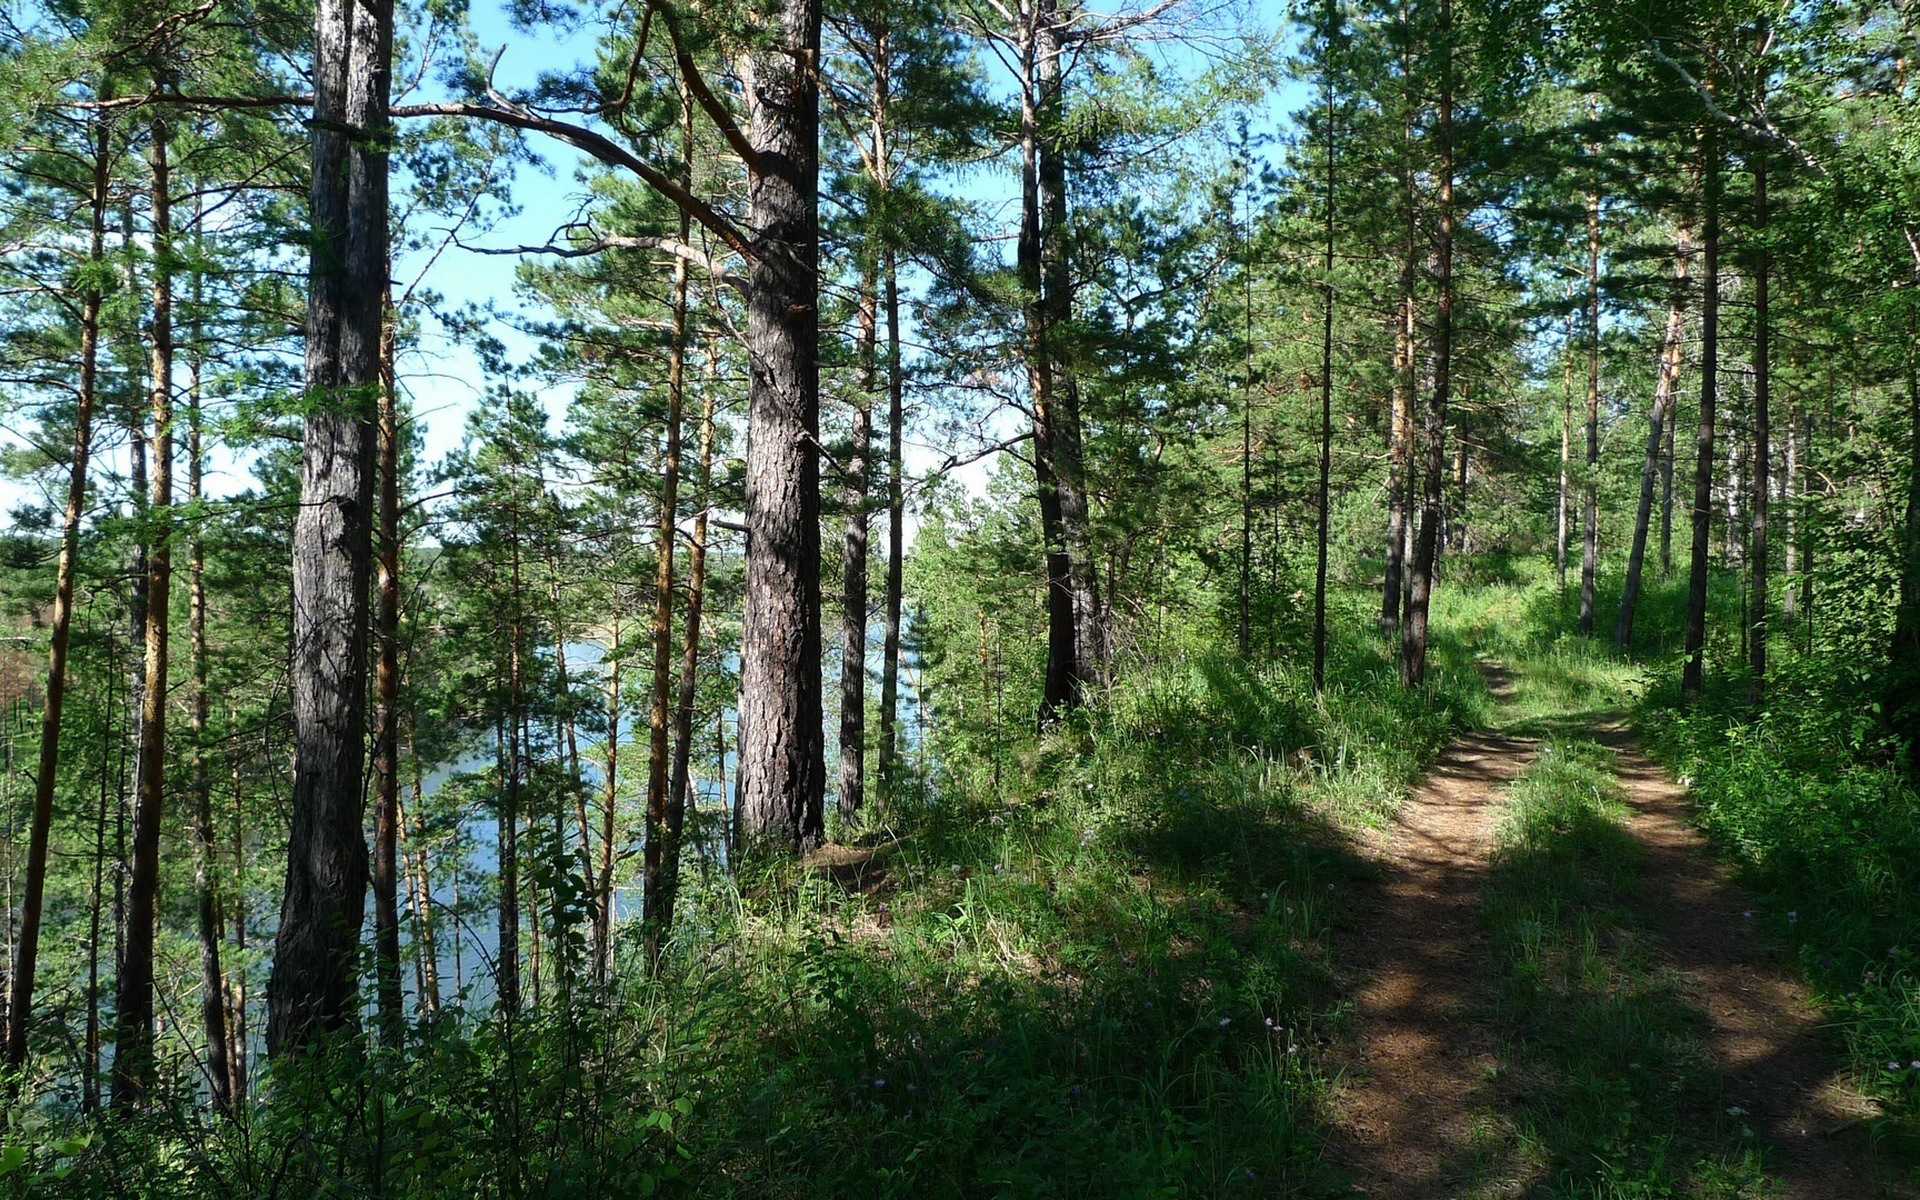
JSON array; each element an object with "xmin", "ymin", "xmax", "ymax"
[{"xmin": 0, "ymin": 0, "xmax": 1917, "ymax": 1194}]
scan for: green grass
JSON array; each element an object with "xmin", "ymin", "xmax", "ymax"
[{"xmin": 1474, "ymin": 739, "xmax": 1773, "ymax": 1198}]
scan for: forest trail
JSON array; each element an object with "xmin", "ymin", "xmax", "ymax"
[
  {"xmin": 1330, "ymin": 665, "xmax": 1905, "ymax": 1198},
  {"xmin": 1594, "ymin": 723, "xmax": 1902, "ymax": 1200},
  {"xmin": 1331, "ymin": 662, "xmax": 1539, "ymax": 1195}
]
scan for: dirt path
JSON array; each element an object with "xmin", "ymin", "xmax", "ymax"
[
  {"xmin": 1331, "ymin": 715, "xmax": 1538, "ymax": 1195},
  {"xmin": 1329, "ymin": 668, "xmax": 1907, "ymax": 1197},
  {"xmin": 1596, "ymin": 724, "xmax": 1906, "ymax": 1200}
]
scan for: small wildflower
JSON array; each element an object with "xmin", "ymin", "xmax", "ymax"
[
  {"xmin": 1260, "ymin": 891, "xmax": 1269, "ymax": 901},
  {"xmin": 1629, "ymin": 1062, "xmax": 1642, "ymax": 1070},
  {"xmin": 1726, "ymin": 1106, "xmax": 1746, "ymax": 1116},
  {"xmin": 874, "ymin": 1078, "xmax": 887, "ymax": 1088},
  {"xmin": 1889, "ymin": 1062, "xmax": 1902, "ymax": 1072},
  {"xmin": 905, "ymin": 1083, "xmax": 917, "ymax": 1093},
  {"xmin": 1742, "ymin": 910, "xmax": 1753, "ymax": 919},
  {"xmin": 1245, "ymin": 1168, "xmax": 1257, "ymax": 1181},
  {"xmin": 1264, "ymin": 1017, "xmax": 1275, "ymax": 1028},
  {"xmin": 1911, "ymin": 1061, "xmax": 1920, "ymax": 1070},
  {"xmin": 1218, "ymin": 1017, "xmax": 1232, "ymax": 1027},
  {"xmin": 1787, "ymin": 911, "xmax": 1798, "ymax": 923}
]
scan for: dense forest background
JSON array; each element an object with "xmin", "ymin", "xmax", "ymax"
[{"xmin": 0, "ymin": 0, "xmax": 1916, "ymax": 1193}]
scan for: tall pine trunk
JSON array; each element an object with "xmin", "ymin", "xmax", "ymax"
[
  {"xmin": 186, "ymin": 272, "xmax": 233, "ymax": 1110},
  {"xmin": 1578, "ymin": 175, "xmax": 1601, "ymax": 635},
  {"xmin": 1314, "ymin": 0, "xmax": 1337, "ymax": 692},
  {"xmin": 876, "ymin": 256, "xmax": 906, "ymax": 795},
  {"xmin": 270, "ymin": 0, "xmax": 392, "ymax": 1054},
  {"xmin": 113, "ymin": 115, "xmax": 176, "ymax": 1108},
  {"xmin": 642, "ymin": 198, "xmax": 690, "ymax": 969},
  {"xmin": 1616, "ymin": 222, "xmax": 1692, "ymax": 646},
  {"xmin": 736, "ymin": 0, "xmax": 827, "ymax": 851},
  {"xmin": 1747, "ymin": 147, "xmax": 1770, "ymax": 702},
  {"xmin": 1401, "ymin": 0, "xmax": 1453, "ymax": 687},
  {"xmin": 371, "ymin": 290, "xmax": 403, "ymax": 1041},
  {"xmin": 7, "ymin": 108, "xmax": 108, "ymax": 1073},
  {"xmin": 837, "ymin": 268, "xmax": 876, "ymax": 821},
  {"xmin": 1682, "ymin": 121, "xmax": 1719, "ymax": 700}
]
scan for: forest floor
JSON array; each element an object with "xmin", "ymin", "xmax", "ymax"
[{"xmin": 1328, "ymin": 659, "xmax": 1910, "ymax": 1199}]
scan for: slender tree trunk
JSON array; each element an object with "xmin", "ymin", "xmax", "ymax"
[
  {"xmin": 1578, "ymin": 175, "xmax": 1601, "ymax": 636},
  {"xmin": 1616, "ymin": 222, "xmax": 1692, "ymax": 647},
  {"xmin": 371, "ymin": 290, "xmax": 403, "ymax": 1041},
  {"xmin": 270, "ymin": 0, "xmax": 392, "ymax": 1055},
  {"xmin": 1682, "ymin": 121, "xmax": 1720, "ymax": 701},
  {"xmin": 1888, "ymin": 291, "xmax": 1920, "ymax": 748},
  {"xmin": 838, "ymin": 273, "xmax": 875, "ymax": 823},
  {"xmin": 185, "ymin": 274, "xmax": 234, "ymax": 1110},
  {"xmin": 1748, "ymin": 147, "xmax": 1770, "ymax": 703},
  {"xmin": 83, "ymin": 656, "xmax": 112, "ymax": 1112},
  {"xmin": 402, "ymin": 724, "xmax": 439, "ymax": 1016},
  {"xmin": 1401, "ymin": 0, "xmax": 1453, "ymax": 688},
  {"xmin": 877, "ymin": 252, "xmax": 906, "ymax": 794},
  {"xmin": 6, "ymin": 110, "xmax": 108, "ymax": 1072},
  {"xmin": 113, "ymin": 115, "xmax": 176, "ymax": 1109},
  {"xmin": 1314, "ymin": 1, "xmax": 1337, "ymax": 692},
  {"xmin": 594, "ymin": 610, "xmax": 620, "ymax": 984},
  {"xmin": 1661, "ymin": 393, "xmax": 1677, "ymax": 575},
  {"xmin": 1783, "ymin": 395, "xmax": 1799, "ymax": 621},
  {"xmin": 1382, "ymin": 153, "xmax": 1413, "ymax": 634},
  {"xmin": 1558, "ymin": 324, "xmax": 1572, "ymax": 592},
  {"xmin": 642, "ymin": 196, "xmax": 690, "ymax": 970},
  {"xmin": 227, "ymin": 735, "xmax": 248, "ymax": 1102},
  {"xmin": 737, "ymin": 0, "xmax": 826, "ymax": 852},
  {"xmin": 667, "ymin": 385, "xmax": 716, "ymax": 897}
]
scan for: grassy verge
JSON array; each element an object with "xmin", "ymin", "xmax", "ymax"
[
  {"xmin": 1641, "ymin": 662, "xmax": 1920, "ymax": 1169},
  {"xmin": 3, "ymin": 614, "xmax": 1482, "ymax": 1198},
  {"xmin": 1475, "ymin": 738, "xmax": 1772, "ymax": 1198}
]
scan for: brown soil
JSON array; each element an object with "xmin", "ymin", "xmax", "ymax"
[
  {"xmin": 1331, "ymin": 710, "xmax": 1538, "ymax": 1195},
  {"xmin": 1596, "ymin": 723, "xmax": 1910, "ymax": 1200}
]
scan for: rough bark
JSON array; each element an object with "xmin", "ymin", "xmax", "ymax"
[
  {"xmin": 1021, "ymin": 13, "xmax": 1076, "ymax": 726},
  {"xmin": 736, "ymin": 0, "xmax": 827, "ymax": 852},
  {"xmin": 112, "ymin": 115, "xmax": 175, "ymax": 1109},
  {"xmin": 1747, "ymin": 147, "xmax": 1769, "ymax": 703},
  {"xmin": 6, "ymin": 110, "xmax": 108, "ymax": 1073},
  {"xmin": 1382, "ymin": 57, "xmax": 1415, "ymax": 637},
  {"xmin": 1401, "ymin": 0, "xmax": 1452, "ymax": 688},
  {"xmin": 1314, "ymin": 6, "xmax": 1336, "ymax": 692},
  {"xmin": 268, "ymin": 0, "xmax": 392, "ymax": 1055},
  {"xmin": 1682, "ymin": 123, "xmax": 1719, "ymax": 701},
  {"xmin": 1037, "ymin": 0, "xmax": 1103, "ymax": 693},
  {"xmin": 1615, "ymin": 222, "xmax": 1692, "ymax": 647},
  {"xmin": 1558, "ymin": 325, "xmax": 1572, "ymax": 592}
]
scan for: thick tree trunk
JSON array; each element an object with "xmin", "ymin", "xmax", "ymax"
[
  {"xmin": 1682, "ymin": 125, "xmax": 1719, "ymax": 701},
  {"xmin": 1748, "ymin": 149, "xmax": 1769, "ymax": 703},
  {"xmin": 736, "ymin": 0, "xmax": 826, "ymax": 852},
  {"xmin": 6, "ymin": 111, "xmax": 108, "ymax": 1072},
  {"xmin": 371, "ymin": 291, "xmax": 403, "ymax": 1041},
  {"xmin": 113, "ymin": 116, "xmax": 176, "ymax": 1109},
  {"xmin": 1578, "ymin": 179, "xmax": 1601, "ymax": 636},
  {"xmin": 1401, "ymin": 0, "xmax": 1453, "ymax": 688},
  {"xmin": 1615, "ymin": 223, "xmax": 1692, "ymax": 647},
  {"xmin": 269, "ymin": 0, "xmax": 392, "ymax": 1056},
  {"xmin": 1020, "ymin": 20, "xmax": 1077, "ymax": 726},
  {"xmin": 1037, "ymin": 1, "xmax": 1103, "ymax": 691}
]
